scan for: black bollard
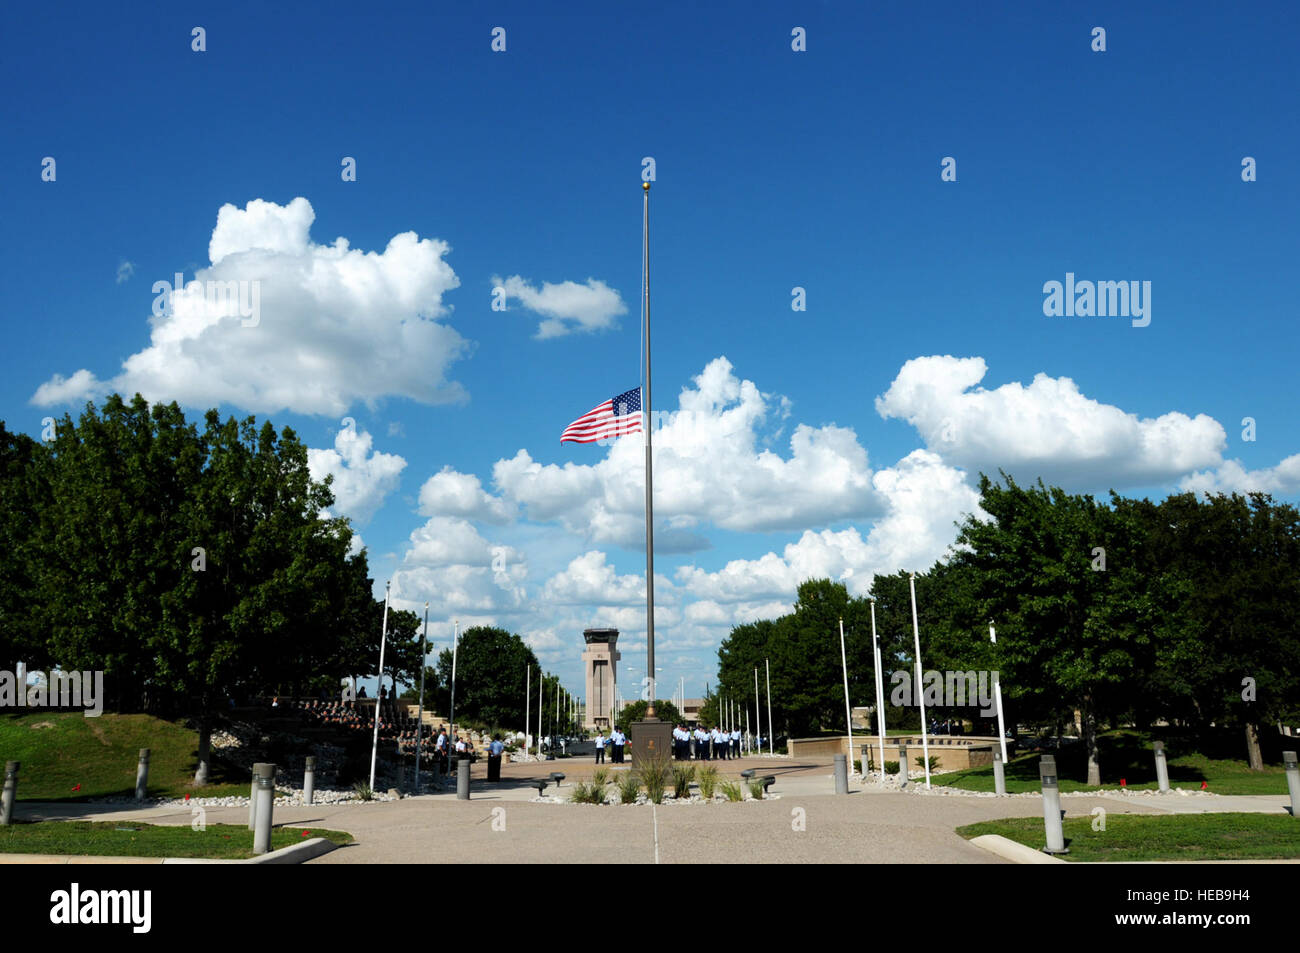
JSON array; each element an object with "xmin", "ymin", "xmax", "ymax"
[{"xmin": 457, "ymin": 757, "xmax": 470, "ymax": 800}]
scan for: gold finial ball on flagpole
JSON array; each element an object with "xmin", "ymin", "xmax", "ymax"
[{"xmin": 643, "ymin": 181, "xmax": 650, "ymax": 191}]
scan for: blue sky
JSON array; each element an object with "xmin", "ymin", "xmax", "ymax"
[{"xmin": 3, "ymin": 1, "xmax": 1297, "ymax": 707}]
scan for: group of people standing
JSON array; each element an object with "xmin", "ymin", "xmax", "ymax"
[
  {"xmin": 673, "ymin": 724, "xmax": 742, "ymax": 761},
  {"xmin": 592, "ymin": 725, "xmax": 748, "ymax": 763},
  {"xmin": 593, "ymin": 727, "xmax": 628, "ymax": 763}
]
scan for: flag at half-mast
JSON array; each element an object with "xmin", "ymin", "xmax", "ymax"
[{"xmin": 560, "ymin": 387, "xmax": 643, "ymax": 444}]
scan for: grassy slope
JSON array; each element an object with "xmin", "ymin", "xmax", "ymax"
[
  {"xmin": 957, "ymin": 812, "xmax": 1300, "ymax": 862},
  {"xmin": 0, "ymin": 711, "xmax": 249, "ymax": 800},
  {"xmin": 0, "ymin": 821, "xmax": 352, "ymax": 859},
  {"xmin": 933, "ymin": 729, "xmax": 1293, "ymax": 796}
]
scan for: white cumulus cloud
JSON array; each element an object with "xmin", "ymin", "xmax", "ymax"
[
  {"xmin": 30, "ymin": 369, "xmax": 104, "ymax": 406},
  {"xmin": 1179, "ymin": 454, "xmax": 1300, "ymax": 496},
  {"xmin": 875, "ymin": 355, "xmax": 1226, "ymax": 489},
  {"xmin": 493, "ymin": 274, "xmax": 627, "ymax": 339},
  {"xmin": 307, "ymin": 425, "xmax": 406, "ymax": 525},
  {"xmin": 418, "ymin": 466, "xmax": 514, "ymax": 524},
  {"xmin": 34, "ymin": 197, "xmax": 469, "ymax": 416}
]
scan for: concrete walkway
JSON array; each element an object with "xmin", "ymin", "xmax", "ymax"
[
  {"xmin": 7, "ymin": 790, "xmax": 1172, "ymax": 865},
  {"xmin": 10, "ymin": 759, "xmax": 1294, "ymax": 864}
]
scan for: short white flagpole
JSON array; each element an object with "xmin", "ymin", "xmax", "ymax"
[
  {"xmin": 909, "ymin": 572, "xmax": 931, "ymax": 788},
  {"xmin": 839, "ymin": 617, "xmax": 855, "ymax": 777},
  {"xmin": 871, "ymin": 599, "xmax": 887, "ymax": 782},
  {"xmin": 989, "ymin": 622, "xmax": 1009, "ymax": 765},
  {"xmin": 449, "ymin": 619, "xmax": 460, "ymax": 740},
  {"xmin": 754, "ymin": 667, "xmax": 760, "ymax": 754},
  {"xmin": 525, "ymin": 665, "xmax": 531, "ymax": 757},
  {"xmin": 415, "ymin": 601, "xmax": 429, "ymax": 791},
  {"xmin": 368, "ymin": 581, "xmax": 391, "ymax": 791}
]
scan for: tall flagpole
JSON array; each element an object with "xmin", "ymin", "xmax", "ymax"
[
  {"xmin": 839, "ymin": 617, "xmax": 854, "ymax": 776},
  {"xmin": 642, "ymin": 180, "xmax": 657, "ymax": 718},
  {"xmin": 909, "ymin": 572, "xmax": 932, "ymax": 789},
  {"xmin": 871, "ymin": 599, "xmax": 887, "ymax": 783},
  {"xmin": 415, "ymin": 601, "xmax": 429, "ymax": 791},
  {"xmin": 368, "ymin": 581, "xmax": 391, "ymax": 791}
]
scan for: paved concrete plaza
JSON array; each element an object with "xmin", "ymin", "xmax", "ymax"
[{"xmin": 17, "ymin": 752, "xmax": 1285, "ymax": 864}]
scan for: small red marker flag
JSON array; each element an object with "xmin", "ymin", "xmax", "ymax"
[
  {"xmin": 1201, "ymin": 781, "xmax": 1208, "ymax": 790},
  {"xmin": 1120, "ymin": 778, "xmax": 1126, "ymax": 787}
]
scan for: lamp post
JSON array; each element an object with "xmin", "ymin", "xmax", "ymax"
[
  {"xmin": 838, "ymin": 616, "xmax": 854, "ymax": 776},
  {"xmin": 765, "ymin": 658, "xmax": 774, "ymax": 757},
  {"xmin": 871, "ymin": 599, "xmax": 887, "ymax": 783},
  {"xmin": 989, "ymin": 621, "xmax": 1009, "ymax": 765},
  {"xmin": 449, "ymin": 619, "xmax": 460, "ymax": 742},
  {"xmin": 414, "ymin": 601, "xmax": 429, "ymax": 792}
]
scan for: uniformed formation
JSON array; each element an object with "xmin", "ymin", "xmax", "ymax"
[
  {"xmin": 592, "ymin": 724, "xmax": 745, "ymax": 762},
  {"xmin": 675, "ymin": 724, "xmax": 743, "ymax": 760}
]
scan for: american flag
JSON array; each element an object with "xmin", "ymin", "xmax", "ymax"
[{"xmin": 560, "ymin": 387, "xmax": 643, "ymax": 444}]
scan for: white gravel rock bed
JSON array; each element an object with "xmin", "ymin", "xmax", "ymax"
[
  {"xmin": 854, "ymin": 771, "xmax": 1221, "ymax": 798},
  {"xmin": 142, "ymin": 788, "xmax": 403, "ymax": 808},
  {"xmin": 532, "ymin": 792, "xmax": 782, "ymax": 806}
]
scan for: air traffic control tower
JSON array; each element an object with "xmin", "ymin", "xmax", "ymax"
[{"xmin": 582, "ymin": 627, "xmax": 620, "ymax": 730}]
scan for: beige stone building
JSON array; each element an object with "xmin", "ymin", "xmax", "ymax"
[{"xmin": 582, "ymin": 628, "xmax": 620, "ymax": 729}]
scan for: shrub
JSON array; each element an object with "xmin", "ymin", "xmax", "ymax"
[
  {"xmin": 571, "ymin": 782, "xmax": 605, "ymax": 804},
  {"xmin": 884, "ymin": 760, "xmax": 900, "ymax": 775},
  {"xmin": 853, "ymin": 759, "xmax": 862, "ymax": 774},
  {"xmin": 352, "ymin": 782, "xmax": 375, "ymax": 801},
  {"xmin": 637, "ymin": 756, "xmax": 671, "ymax": 804},
  {"xmin": 698, "ymin": 765, "xmax": 719, "ymax": 799},
  {"xmin": 720, "ymin": 780, "xmax": 744, "ymax": 802},
  {"xmin": 672, "ymin": 764, "xmax": 695, "ymax": 798},
  {"xmin": 592, "ymin": 767, "xmax": 609, "ymax": 790},
  {"xmin": 915, "ymin": 755, "xmax": 940, "ymax": 773},
  {"xmin": 748, "ymin": 780, "xmax": 765, "ymax": 800},
  {"xmin": 617, "ymin": 771, "xmax": 640, "ymax": 804}
]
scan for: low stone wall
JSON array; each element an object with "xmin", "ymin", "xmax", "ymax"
[{"xmin": 789, "ymin": 735, "xmax": 1001, "ymax": 772}]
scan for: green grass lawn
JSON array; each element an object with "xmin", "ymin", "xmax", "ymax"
[
  {"xmin": 957, "ymin": 812, "xmax": 1300, "ymax": 862},
  {"xmin": 933, "ymin": 729, "xmax": 1293, "ymax": 796},
  {"xmin": 0, "ymin": 711, "xmax": 249, "ymax": 801},
  {"xmin": 0, "ymin": 821, "xmax": 353, "ymax": 859}
]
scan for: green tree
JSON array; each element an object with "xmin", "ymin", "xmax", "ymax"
[
  {"xmin": 0, "ymin": 420, "xmax": 53, "ymax": 669},
  {"xmin": 1141, "ymin": 492, "xmax": 1300, "ymax": 766},
  {"xmin": 954, "ymin": 473, "xmax": 1148, "ymax": 785},
  {"xmin": 616, "ymin": 698, "xmax": 682, "ymax": 730},
  {"xmin": 435, "ymin": 626, "xmax": 539, "ymax": 728},
  {"xmin": 717, "ymin": 579, "xmax": 883, "ymax": 737}
]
